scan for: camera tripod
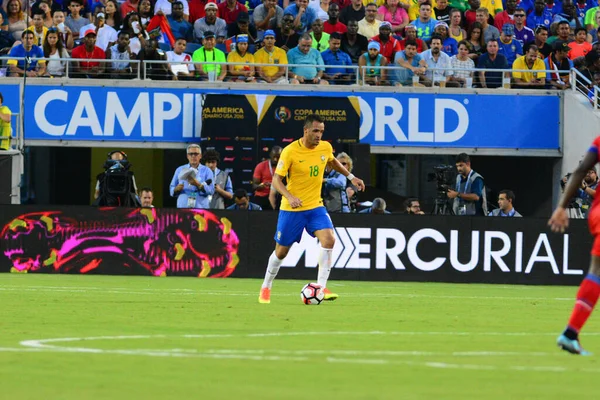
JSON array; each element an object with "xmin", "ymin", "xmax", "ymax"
[{"xmin": 432, "ymin": 196, "xmax": 454, "ymax": 215}]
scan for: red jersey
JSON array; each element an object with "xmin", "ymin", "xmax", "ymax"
[
  {"xmin": 217, "ymin": 1, "xmax": 248, "ymax": 24},
  {"xmin": 253, "ymin": 160, "xmax": 275, "ymax": 197},
  {"xmin": 71, "ymin": 45, "xmax": 106, "ymax": 70},
  {"xmin": 324, "ymin": 21, "xmax": 348, "ymax": 34},
  {"xmin": 189, "ymin": 0, "xmax": 213, "ymax": 24},
  {"xmin": 464, "ymin": 10, "xmax": 477, "ymax": 29},
  {"xmin": 494, "ymin": 11, "xmax": 514, "ymax": 30}
]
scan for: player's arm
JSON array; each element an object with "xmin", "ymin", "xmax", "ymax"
[
  {"xmin": 329, "ymin": 157, "xmax": 366, "ymax": 192},
  {"xmin": 272, "ymin": 172, "xmax": 302, "ymax": 208},
  {"xmin": 549, "ymin": 150, "xmax": 597, "ymax": 232}
]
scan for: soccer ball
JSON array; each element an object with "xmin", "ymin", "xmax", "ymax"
[{"xmin": 300, "ymin": 283, "xmax": 324, "ymax": 305}]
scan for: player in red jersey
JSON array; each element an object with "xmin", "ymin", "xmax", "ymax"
[{"xmin": 549, "ymin": 136, "xmax": 600, "ymax": 355}]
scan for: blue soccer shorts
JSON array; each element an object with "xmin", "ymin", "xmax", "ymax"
[{"xmin": 274, "ymin": 206, "xmax": 334, "ymax": 246}]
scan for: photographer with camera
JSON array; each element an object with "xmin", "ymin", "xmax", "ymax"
[
  {"xmin": 447, "ymin": 153, "xmax": 487, "ymax": 216},
  {"xmin": 93, "ymin": 150, "xmax": 140, "ymax": 207},
  {"xmin": 170, "ymin": 144, "xmax": 215, "ymax": 209},
  {"xmin": 561, "ymin": 168, "xmax": 598, "ymax": 218}
]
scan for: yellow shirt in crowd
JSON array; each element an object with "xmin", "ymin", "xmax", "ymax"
[
  {"xmin": 254, "ymin": 46, "xmax": 288, "ymax": 78},
  {"xmin": 0, "ymin": 105, "xmax": 12, "ymax": 151}
]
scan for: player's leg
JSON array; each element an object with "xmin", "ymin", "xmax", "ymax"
[
  {"xmin": 557, "ymin": 236, "xmax": 600, "ymax": 355},
  {"xmin": 308, "ymin": 207, "xmax": 338, "ymax": 301}
]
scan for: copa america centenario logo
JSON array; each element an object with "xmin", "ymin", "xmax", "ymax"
[{"xmin": 275, "ymin": 106, "xmax": 292, "ymax": 123}]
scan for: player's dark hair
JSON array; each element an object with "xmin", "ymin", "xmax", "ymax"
[
  {"xmin": 455, "ymin": 153, "xmax": 470, "ymax": 164},
  {"xmin": 499, "ymin": 189, "xmax": 515, "ymax": 202},
  {"xmin": 403, "ymin": 197, "xmax": 419, "ymax": 211},
  {"xmin": 303, "ymin": 114, "xmax": 325, "ymax": 129},
  {"xmin": 203, "ymin": 149, "xmax": 220, "ymax": 163},
  {"xmin": 234, "ymin": 188, "xmax": 248, "ymax": 199},
  {"xmin": 140, "ymin": 187, "xmax": 153, "ymax": 194},
  {"xmin": 574, "ymin": 27, "xmax": 587, "ymax": 36},
  {"xmin": 270, "ymin": 145, "xmax": 283, "ymax": 154},
  {"xmin": 405, "ymin": 39, "xmax": 417, "ymax": 48}
]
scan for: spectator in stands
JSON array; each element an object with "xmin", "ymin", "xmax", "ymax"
[
  {"xmin": 544, "ymin": 0, "xmax": 563, "ymax": 17},
  {"xmin": 413, "ymin": 3, "xmax": 438, "ymax": 43},
  {"xmin": 288, "ymin": 33, "xmax": 329, "ymax": 84},
  {"xmin": 394, "ymin": 38, "xmax": 427, "ymax": 86},
  {"xmin": 71, "ymin": 29, "xmax": 106, "ymax": 78},
  {"xmin": 227, "ymin": 12, "xmax": 258, "ymax": 44},
  {"xmin": 464, "ymin": 0, "xmax": 480, "ymax": 29},
  {"xmin": 409, "ymin": 0, "xmax": 437, "ymax": 21},
  {"xmin": 203, "ymin": 149, "xmax": 233, "ymax": 209},
  {"xmin": 527, "ymin": 0, "xmax": 553, "ymax": 29},
  {"xmin": 450, "ymin": 40, "xmax": 475, "ymax": 86},
  {"xmin": 377, "ymin": 0, "xmax": 409, "ymax": 34},
  {"xmin": 193, "ymin": 31, "xmax": 227, "ymax": 81},
  {"xmin": 105, "ymin": 0, "xmax": 122, "ymax": 30},
  {"xmin": 531, "ymin": 25, "xmax": 552, "ymax": 58},
  {"xmin": 359, "ymin": 197, "xmax": 391, "ymax": 213},
  {"xmin": 358, "ymin": 3, "xmax": 381, "ymax": 39},
  {"xmin": 138, "ymin": 38, "xmax": 169, "ymax": 80},
  {"xmin": 447, "ymin": 153, "xmax": 486, "ymax": 216},
  {"xmin": 341, "ymin": 19, "xmax": 369, "ymax": 63},
  {"xmin": 552, "ymin": 0, "xmax": 582, "ymax": 28},
  {"xmin": 275, "ymin": 13, "xmax": 300, "ymax": 51},
  {"xmin": 0, "ymin": 93, "xmax": 11, "ymax": 151},
  {"xmin": 167, "ymin": 37, "xmax": 194, "ymax": 80},
  {"xmin": 8, "ymin": 31, "xmax": 46, "ymax": 77},
  {"xmin": 476, "ymin": 7, "xmax": 500, "ymax": 43},
  {"xmin": 167, "ymin": 1, "xmax": 194, "ymax": 42},
  {"xmin": 194, "ymin": 3, "xmax": 227, "ymax": 43},
  {"xmin": 65, "ymin": 0, "xmax": 89, "ymax": 41},
  {"xmin": 310, "ymin": 18, "xmax": 330, "ymax": 50},
  {"xmin": 399, "ymin": 24, "xmax": 428, "ymax": 52},
  {"xmin": 311, "ymin": 0, "xmax": 332, "ymax": 21},
  {"xmin": 227, "ymin": 34, "xmax": 256, "ymax": 82},
  {"xmin": 575, "ymin": 50, "xmax": 600, "ymax": 92},
  {"xmin": 568, "ymin": 27, "xmax": 591, "ymax": 59},
  {"xmin": 219, "ymin": 0, "xmax": 249, "ymax": 24},
  {"xmin": 434, "ymin": 0, "xmax": 451, "ymax": 24},
  {"xmin": 512, "ymin": 45, "xmax": 546, "ymax": 88},
  {"xmin": 546, "ymin": 19, "xmax": 570, "ymax": 46},
  {"xmin": 155, "ymin": 0, "xmax": 190, "ymax": 20},
  {"xmin": 170, "ymin": 145, "xmax": 215, "ymax": 209},
  {"xmin": 121, "ymin": 13, "xmax": 149, "ymax": 56},
  {"xmin": 26, "ymin": 10, "xmax": 48, "ymax": 47},
  {"xmin": 322, "ymin": 155, "xmax": 351, "ymax": 213},
  {"xmin": 371, "ymin": 21, "xmax": 400, "ymax": 61},
  {"xmin": 324, "ymin": 3, "xmax": 347, "ymax": 34},
  {"xmin": 585, "ymin": 8, "xmax": 600, "ymax": 34},
  {"xmin": 252, "ymin": 145, "xmax": 282, "ymax": 210},
  {"xmin": 106, "ymin": 31, "xmax": 136, "ymax": 78},
  {"xmin": 477, "ymin": 38, "xmax": 508, "ymax": 88},
  {"xmin": 340, "ymin": 0, "xmax": 365, "ymax": 25},
  {"xmin": 466, "ymin": 22, "xmax": 484, "ymax": 61},
  {"xmin": 404, "ymin": 197, "xmax": 425, "ymax": 214},
  {"xmin": 321, "ymin": 32, "xmax": 354, "ymax": 83},
  {"xmin": 493, "ymin": 0, "xmax": 516, "ymax": 30},
  {"xmin": 434, "ymin": 21, "xmax": 457, "ymax": 56},
  {"xmin": 227, "ymin": 188, "xmax": 263, "ymax": 210},
  {"xmin": 576, "ymin": 0, "xmax": 593, "ymax": 22},
  {"xmin": 43, "ymin": 27, "xmax": 69, "ymax": 77},
  {"xmin": 35, "ymin": 0, "xmax": 55, "ymax": 28},
  {"xmin": 336, "ymin": 152, "xmax": 358, "ymax": 211},
  {"xmin": 120, "ymin": 0, "xmax": 140, "ymax": 18},
  {"xmin": 80, "ymin": 8, "xmax": 118, "ymax": 52},
  {"xmin": 448, "ymin": 9, "xmax": 467, "ymax": 42},
  {"xmin": 512, "ymin": 8, "xmax": 534, "ymax": 47},
  {"xmin": 140, "ymin": 187, "xmax": 155, "ymax": 208},
  {"xmin": 358, "ymin": 40, "xmax": 388, "ymax": 84},
  {"xmin": 421, "ymin": 33, "xmax": 459, "ymax": 86},
  {"xmin": 497, "ymin": 23, "xmax": 523, "ymax": 64},
  {"xmin": 51, "ymin": 10, "xmax": 74, "ymax": 50},
  {"xmin": 138, "ymin": 0, "xmax": 153, "ymax": 28},
  {"xmin": 545, "ymin": 40, "xmax": 573, "ymax": 89},
  {"xmin": 489, "ymin": 190, "xmax": 522, "ymax": 216},
  {"xmin": 579, "ymin": 168, "xmax": 599, "ymax": 217},
  {"xmin": 587, "ymin": 10, "xmax": 600, "ymax": 43},
  {"xmin": 254, "ymin": 30, "xmax": 289, "ymax": 83},
  {"xmin": 253, "ymin": 0, "xmax": 284, "ymax": 35},
  {"xmin": 284, "ymin": 0, "xmax": 318, "ymax": 34}
]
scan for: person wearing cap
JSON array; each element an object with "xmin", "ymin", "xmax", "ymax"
[
  {"xmin": 284, "ymin": 0, "xmax": 318, "ymax": 34},
  {"xmin": 79, "ymin": 7, "xmax": 118, "ymax": 51},
  {"xmin": 310, "ymin": 19, "xmax": 330, "ymax": 50},
  {"xmin": 227, "ymin": 34, "xmax": 256, "ymax": 81},
  {"xmin": 275, "ymin": 12, "xmax": 300, "ymax": 50},
  {"xmin": 358, "ymin": 3, "xmax": 381, "ymax": 39},
  {"xmin": 227, "ymin": 11, "xmax": 258, "ymax": 43},
  {"xmin": 358, "ymin": 40, "xmax": 388, "ymax": 85},
  {"xmin": 167, "ymin": 1, "xmax": 194, "ymax": 42},
  {"xmin": 412, "ymin": 2, "xmax": 438, "ymax": 42},
  {"xmin": 497, "ymin": 23, "xmax": 522, "ymax": 64},
  {"xmin": 288, "ymin": 33, "xmax": 328, "ymax": 84},
  {"xmin": 378, "ymin": 0, "xmax": 408, "ymax": 34},
  {"xmin": 71, "ymin": 29, "xmax": 106, "ymax": 77},
  {"xmin": 65, "ymin": 0, "xmax": 90, "ymax": 40},
  {"xmin": 370, "ymin": 21, "xmax": 400, "ymax": 60},
  {"xmin": 511, "ymin": 45, "xmax": 546, "ymax": 88},
  {"xmin": 321, "ymin": 32, "xmax": 353, "ymax": 83},
  {"xmin": 393, "ymin": 38, "xmax": 427, "ymax": 85},
  {"xmin": 253, "ymin": 0, "xmax": 284, "ymax": 33},
  {"xmin": 193, "ymin": 30, "xmax": 227, "ymax": 80},
  {"xmin": 218, "ymin": 0, "xmax": 248, "ymax": 24},
  {"xmin": 340, "ymin": 0, "xmax": 365, "ymax": 25},
  {"xmin": 7, "ymin": 31, "xmax": 46, "ymax": 77},
  {"xmin": 493, "ymin": 0, "xmax": 516, "ymax": 30},
  {"xmin": 434, "ymin": 21, "xmax": 457, "ymax": 56},
  {"xmin": 254, "ymin": 29, "xmax": 289, "ymax": 83},
  {"xmin": 155, "ymin": 0, "xmax": 190, "ymax": 20},
  {"xmin": 194, "ymin": 2, "xmax": 228, "ymax": 43},
  {"xmin": 568, "ymin": 26, "xmax": 592, "ymax": 59},
  {"xmin": 544, "ymin": 40, "xmax": 574, "ymax": 89},
  {"xmin": 399, "ymin": 24, "xmax": 427, "ymax": 52}
]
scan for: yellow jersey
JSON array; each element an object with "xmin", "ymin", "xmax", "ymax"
[
  {"xmin": 276, "ymin": 139, "xmax": 335, "ymax": 212},
  {"xmin": 253, "ymin": 46, "xmax": 288, "ymax": 78},
  {"xmin": 512, "ymin": 56, "xmax": 546, "ymax": 83},
  {"xmin": 226, "ymin": 51, "xmax": 255, "ymax": 72},
  {"xmin": 0, "ymin": 105, "xmax": 11, "ymax": 151}
]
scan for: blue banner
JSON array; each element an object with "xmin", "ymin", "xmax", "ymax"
[
  {"xmin": 1, "ymin": 84, "xmax": 21, "ymax": 115},
  {"xmin": 24, "ymin": 85, "xmax": 560, "ymax": 149}
]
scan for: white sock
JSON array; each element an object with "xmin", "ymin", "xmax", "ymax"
[
  {"xmin": 317, "ymin": 246, "xmax": 334, "ymax": 288},
  {"xmin": 262, "ymin": 251, "xmax": 283, "ymax": 289}
]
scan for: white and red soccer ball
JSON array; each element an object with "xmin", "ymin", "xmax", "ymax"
[{"xmin": 300, "ymin": 283, "xmax": 324, "ymax": 305}]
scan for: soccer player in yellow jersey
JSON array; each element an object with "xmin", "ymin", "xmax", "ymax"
[
  {"xmin": 0, "ymin": 93, "xmax": 12, "ymax": 151},
  {"xmin": 258, "ymin": 114, "xmax": 366, "ymax": 304}
]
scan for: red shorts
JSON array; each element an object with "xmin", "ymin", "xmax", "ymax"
[{"xmin": 589, "ymin": 206, "xmax": 600, "ymax": 256}]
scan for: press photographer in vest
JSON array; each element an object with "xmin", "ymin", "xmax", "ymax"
[
  {"xmin": 203, "ymin": 149, "xmax": 233, "ymax": 209},
  {"xmin": 446, "ymin": 153, "xmax": 487, "ymax": 216}
]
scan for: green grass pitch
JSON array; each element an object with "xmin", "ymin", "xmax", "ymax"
[{"xmin": 1, "ymin": 274, "xmax": 599, "ymax": 399}]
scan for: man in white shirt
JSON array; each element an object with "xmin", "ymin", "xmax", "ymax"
[
  {"xmin": 79, "ymin": 11, "xmax": 118, "ymax": 51},
  {"xmin": 420, "ymin": 33, "xmax": 460, "ymax": 86}
]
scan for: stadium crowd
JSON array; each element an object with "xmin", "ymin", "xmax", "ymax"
[{"xmin": 1, "ymin": 0, "xmax": 600, "ymax": 87}]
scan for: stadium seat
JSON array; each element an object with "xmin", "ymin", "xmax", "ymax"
[
  {"xmin": 215, "ymin": 43, "xmax": 227, "ymax": 54},
  {"xmin": 248, "ymin": 44, "xmax": 256, "ymax": 54},
  {"xmin": 185, "ymin": 43, "xmax": 202, "ymax": 55},
  {"xmin": 158, "ymin": 42, "xmax": 171, "ymax": 52}
]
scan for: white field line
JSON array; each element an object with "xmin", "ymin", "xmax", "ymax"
[{"xmin": 0, "ymin": 286, "xmax": 576, "ymax": 301}]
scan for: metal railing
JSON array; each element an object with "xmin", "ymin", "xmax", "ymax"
[{"xmin": 570, "ymin": 68, "xmax": 600, "ymax": 109}]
